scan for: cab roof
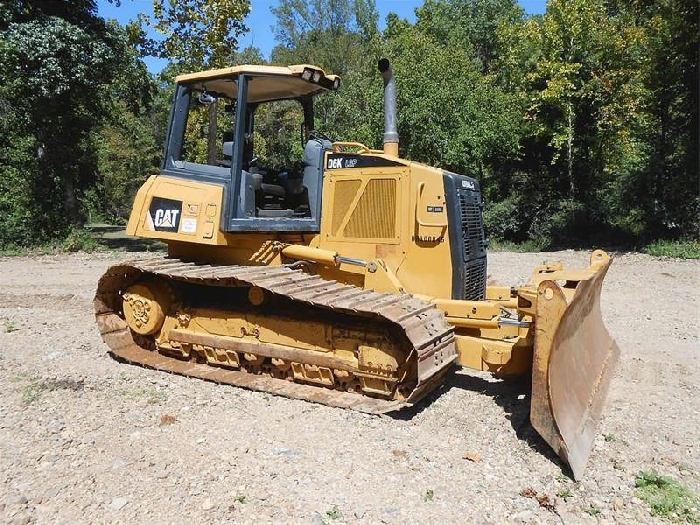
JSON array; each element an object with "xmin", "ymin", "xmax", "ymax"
[{"xmin": 175, "ymin": 64, "xmax": 340, "ymax": 104}]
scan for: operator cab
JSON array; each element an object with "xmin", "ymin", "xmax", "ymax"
[{"xmin": 162, "ymin": 65, "xmax": 339, "ymax": 232}]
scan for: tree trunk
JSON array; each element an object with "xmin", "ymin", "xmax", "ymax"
[
  {"xmin": 63, "ymin": 172, "xmax": 82, "ymax": 226},
  {"xmin": 567, "ymin": 105, "xmax": 575, "ymax": 197}
]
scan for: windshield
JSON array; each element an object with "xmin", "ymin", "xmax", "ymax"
[{"xmin": 179, "ymin": 89, "xmax": 236, "ymax": 167}]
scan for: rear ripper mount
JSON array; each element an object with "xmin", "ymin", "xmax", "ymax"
[{"xmin": 95, "ymin": 258, "xmax": 457, "ymax": 414}]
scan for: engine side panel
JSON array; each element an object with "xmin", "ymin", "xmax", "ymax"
[{"xmin": 127, "ymin": 175, "xmax": 226, "ymax": 245}]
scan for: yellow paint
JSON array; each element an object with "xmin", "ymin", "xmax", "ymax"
[{"xmin": 124, "ymin": 64, "xmax": 615, "ymax": 383}]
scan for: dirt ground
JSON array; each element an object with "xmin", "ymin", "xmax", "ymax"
[{"xmin": 0, "ymin": 249, "xmax": 697, "ymax": 524}]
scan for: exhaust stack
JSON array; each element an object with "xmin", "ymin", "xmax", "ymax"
[{"xmin": 378, "ymin": 58, "xmax": 399, "ymax": 157}]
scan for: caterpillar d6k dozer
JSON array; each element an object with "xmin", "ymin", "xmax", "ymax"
[{"xmin": 94, "ymin": 59, "xmax": 619, "ymax": 479}]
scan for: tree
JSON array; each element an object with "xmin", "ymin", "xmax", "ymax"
[
  {"xmin": 270, "ymin": 0, "xmax": 380, "ymax": 76},
  {"xmin": 415, "ymin": 0, "xmax": 524, "ymax": 71},
  {"xmin": 385, "ymin": 24, "xmax": 523, "ymax": 177},
  {"xmin": 145, "ymin": 0, "xmax": 250, "ymax": 70},
  {"xmin": 630, "ymin": 0, "xmax": 699, "ymax": 238},
  {"xmin": 267, "ymin": 0, "xmax": 384, "ymax": 151},
  {"xmin": 0, "ymin": 1, "xmax": 142, "ymax": 244},
  {"xmin": 493, "ymin": 0, "xmax": 654, "ymax": 244},
  {"xmin": 494, "ymin": 0, "xmax": 698, "ymax": 244}
]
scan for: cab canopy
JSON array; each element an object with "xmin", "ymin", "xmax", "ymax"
[{"xmin": 175, "ymin": 64, "xmax": 340, "ymax": 103}]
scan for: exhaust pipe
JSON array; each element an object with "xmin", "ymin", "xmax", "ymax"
[{"xmin": 378, "ymin": 58, "xmax": 399, "ymax": 157}]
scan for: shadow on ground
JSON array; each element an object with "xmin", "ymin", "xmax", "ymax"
[
  {"xmin": 89, "ymin": 226, "xmax": 166, "ymax": 252},
  {"xmin": 391, "ymin": 368, "xmax": 569, "ymax": 475}
]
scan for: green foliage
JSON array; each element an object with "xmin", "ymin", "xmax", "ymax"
[
  {"xmin": 527, "ymin": 198, "xmax": 586, "ymax": 248},
  {"xmin": 4, "ymin": 319, "xmax": 18, "ymax": 333},
  {"xmin": 385, "ymin": 24, "xmax": 523, "ymax": 175},
  {"xmin": 487, "ymin": 239, "xmax": 544, "ymax": 253},
  {"xmin": 271, "ymin": 0, "xmax": 380, "ymax": 76},
  {"xmin": 60, "ymin": 228, "xmax": 101, "ymax": 253},
  {"xmin": 585, "ymin": 504, "xmax": 602, "ymax": 516},
  {"xmin": 20, "ymin": 377, "xmax": 84, "ymax": 405},
  {"xmin": 147, "ymin": 0, "xmax": 250, "ymax": 69},
  {"xmin": 645, "ymin": 240, "xmax": 700, "ymax": 260},
  {"xmin": 84, "ymin": 103, "xmax": 160, "ymax": 224},
  {"xmin": 124, "ymin": 386, "xmax": 167, "ymax": 405},
  {"xmin": 254, "ymin": 100, "xmax": 306, "ymax": 169},
  {"xmin": 314, "ymin": 69, "xmax": 383, "ymax": 147},
  {"xmin": 325, "ymin": 505, "xmax": 342, "ymax": 520},
  {"xmin": 556, "ymin": 488, "xmax": 573, "ymax": 501},
  {"xmin": 483, "ymin": 197, "xmax": 523, "ymax": 241},
  {"xmin": 0, "ymin": 129, "xmax": 41, "ymax": 246},
  {"xmin": 494, "ymin": 0, "xmax": 698, "ymax": 243},
  {"xmin": 22, "ymin": 380, "xmax": 49, "ymax": 405},
  {"xmin": 415, "ymin": 0, "xmax": 524, "ymax": 71},
  {"xmin": 635, "ymin": 470, "xmax": 700, "ymax": 523},
  {"xmin": 0, "ymin": 1, "xmax": 157, "ymax": 248},
  {"xmin": 269, "ymin": 0, "xmax": 384, "ymax": 151},
  {"xmin": 0, "ymin": 227, "xmax": 104, "ymax": 256}
]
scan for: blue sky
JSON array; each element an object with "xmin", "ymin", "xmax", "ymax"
[{"xmin": 97, "ymin": 0, "xmax": 547, "ymax": 72}]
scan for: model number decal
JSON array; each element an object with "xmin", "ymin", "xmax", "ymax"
[
  {"xmin": 327, "ymin": 157, "xmax": 358, "ymax": 169},
  {"xmin": 426, "ymin": 206, "xmax": 444, "ymax": 213},
  {"xmin": 413, "ymin": 235, "xmax": 445, "ymax": 243},
  {"xmin": 325, "ymin": 154, "xmax": 404, "ymax": 169}
]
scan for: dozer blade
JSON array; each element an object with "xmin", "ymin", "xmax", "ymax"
[{"xmin": 530, "ymin": 251, "xmax": 619, "ymax": 480}]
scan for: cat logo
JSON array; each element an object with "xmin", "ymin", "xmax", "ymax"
[
  {"xmin": 148, "ymin": 197, "xmax": 182, "ymax": 232},
  {"xmin": 154, "ymin": 209, "xmax": 180, "ymax": 228}
]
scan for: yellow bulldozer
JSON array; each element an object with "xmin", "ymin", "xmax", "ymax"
[{"xmin": 94, "ymin": 59, "xmax": 619, "ymax": 479}]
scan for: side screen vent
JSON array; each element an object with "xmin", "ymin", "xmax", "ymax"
[
  {"xmin": 335, "ymin": 178, "xmax": 397, "ymax": 239},
  {"xmin": 331, "ymin": 179, "xmax": 362, "ymax": 235},
  {"xmin": 443, "ymin": 173, "xmax": 487, "ymax": 300}
]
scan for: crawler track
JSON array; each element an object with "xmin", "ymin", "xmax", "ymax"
[{"xmin": 94, "ymin": 258, "xmax": 457, "ymax": 414}]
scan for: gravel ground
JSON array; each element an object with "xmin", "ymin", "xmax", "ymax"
[{"xmin": 0, "ymin": 249, "xmax": 698, "ymax": 524}]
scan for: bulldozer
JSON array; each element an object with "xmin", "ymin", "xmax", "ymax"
[{"xmin": 94, "ymin": 59, "xmax": 619, "ymax": 479}]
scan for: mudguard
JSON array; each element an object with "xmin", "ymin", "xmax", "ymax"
[{"xmin": 530, "ymin": 251, "xmax": 619, "ymax": 480}]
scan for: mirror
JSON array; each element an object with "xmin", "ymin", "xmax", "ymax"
[{"xmin": 198, "ymin": 91, "xmax": 217, "ymax": 105}]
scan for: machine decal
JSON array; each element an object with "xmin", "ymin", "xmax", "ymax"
[
  {"xmin": 326, "ymin": 153, "xmax": 404, "ymax": 169},
  {"xmin": 413, "ymin": 235, "xmax": 445, "ymax": 242},
  {"xmin": 148, "ymin": 197, "xmax": 182, "ymax": 232},
  {"xmin": 461, "ymin": 180, "xmax": 476, "ymax": 190},
  {"xmin": 427, "ymin": 206, "xmax": 444, "ymax": 213},
  {"xmin": 181, "ymin": 217, "xmax": 197, "ymax": 234}
]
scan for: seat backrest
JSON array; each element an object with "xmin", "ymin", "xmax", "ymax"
[{"xmin": 303, "ymin": 137, "xmax": 332, "ymax": 219}]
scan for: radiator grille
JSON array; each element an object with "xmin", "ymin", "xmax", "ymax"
[
  {"xmin": 462, "ymin": 257, "xmax": 487, "ymax": 301},
  {"xmin": 444, "ymin": 173, "xmax": 487, "ymax": 301},
  {"xmin": 459, "ymin": 194, "xmax": 485, "ymax": 260}
]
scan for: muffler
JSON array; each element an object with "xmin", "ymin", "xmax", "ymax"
[{"xmin": 378, "ymin": 58, "xmax": 399, "ymax": 157}]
